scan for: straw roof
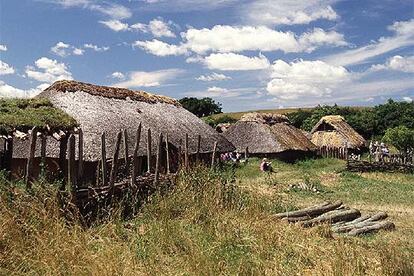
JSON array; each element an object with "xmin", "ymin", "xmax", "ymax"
[
  {"xmin": 9, "ymin": 80, "xmax": 234, "ymax": 160},
  {"xmin": 310, "ymin": 115, "xmax": 366, "ymax": 149},
  {"xmin": 224, "ymin": 113, "xmax": 317, "ymax": 154}
]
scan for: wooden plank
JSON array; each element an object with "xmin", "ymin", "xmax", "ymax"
[
  {"xmin": 101, "ymin": 132, "xmax": 107, "ymax": 186},
  {"xmin": 184, "ymin": 134, "xmax": 189, "ymax": 170},
  {"xmin": 25, "ymin": 127, "xmax": 37, "ymax": 189},
  {"xmin": 109, "ymin": 131, "xmax": 122, "ymax": 193},
  {"xmin": 165, "ymin": 133, "xmax": 170, "ymax": 174},
  {"xmin": 211, "ymin": 141, "xmax": 217, "ymax": 167},
  {"xmin": 147, "ymin": 128, "xmax": 152, "ymax": 173},
  {"xmin": 78, "ymin": 128, "xmax": 84, "ymax": 180},
  {"xmin": 123, "ymin": 129, "xmax": 129, "ymax": 174},
  {"xmin": 154, "ymin": 133, "xmax": 163, "ymax": 184},
  {"xmin": 67, "ymin": 134, "xmax": 77, "ymax": 192},
  {"xmin": 131, "ymin": 124, "xmax": 141, "ymax": 187}
]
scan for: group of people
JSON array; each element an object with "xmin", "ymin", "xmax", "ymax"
[
  {"xmin": 220, "ymin": 152, "xmax": 243, "ymax": 163},
  {"xmin": 369, "ymin": 141, "xmax": 390, "ymax": 162}
]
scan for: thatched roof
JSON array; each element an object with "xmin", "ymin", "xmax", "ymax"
[
  {"xmin": 310, "ymin": 115, "xmax": 366, "ymax": 148},
  {"xmin": 9, "ymin": 80, "xmax": 234, "ymax": 160},
  {"xmin": 224, "ymin": 113, "xmax": 317, "ymax": 154}
]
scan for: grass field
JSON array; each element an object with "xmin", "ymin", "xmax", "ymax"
[{"xmin": 1, "ymin": 159, "xmax": 413, "ymax": 275}]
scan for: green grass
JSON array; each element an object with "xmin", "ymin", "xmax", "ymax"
[
  {"xmin": 0, "ymin": 98, "xmax": 77, "ymax": 134},
  {"xmin": 1, "ymin": 162, "xmax": 414, "ymax": 275}
]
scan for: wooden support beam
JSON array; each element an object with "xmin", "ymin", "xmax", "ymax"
[
  {"xmin": 101, "ymin": 132, "xmax": 107, "ymax": 186},
  {"xmin": 154, "ymin": 133, "xmax": 163, "ymax": 184},
  {"xmin": 109, "ymin": 131, "xmax": 122, "ymax": 197},
  {"xmin": 184, "ymin": 133, "xmax": 189, "ymax": 170},
  {"xmin": 131, "ymin": 124, "xmax": 141, "ymax": 187},
  {"xmin": 245, "ymin": 146, "xmax": 249, "ymax": 160},
  {"xmin": 165, "ymin": 133, "xmax": 170, "ymax": 174},
  {"xmin": 25, "ymin": 127, "xmax": 37, "ymax": 189},
  {"xmin": 123, "ymin": 129, "xmax": 129, "ymax": 174},
  {"xmin": 211, "ymin": 141, "xmax": 217, "ymax": 168},
  {"xmin": 67, "ymin": 134, "xmax": 77, "ymax": 193},
  {"xmin": 78, "ymin": 128, "xmax": 84, "ymax": 181},
  {"xmin": 147, "ymin": 129, "xmax": 152, "ymax": 173}
]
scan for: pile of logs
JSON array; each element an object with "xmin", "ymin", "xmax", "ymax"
[
  {"xmin": 275, "ymin": 201, "xmax": 395, "ymax": 236},
  {"xmin": 288, "ymin": 182, "xmax": 320, "ymax": 193},
  {"xmin": 347, "ymin": 159, "xmax": 413, "ymax": 174}
]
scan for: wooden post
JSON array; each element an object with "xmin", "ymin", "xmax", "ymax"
[
  {"xmin": 196, "ymin": 134, "xmax": 201, "ymax": 162},
  {"xmin": 59, "ymin": 134, "xmax": 68, "ymax": 177},
  {"xmin": 4, "ymin": 137, "xmax": 13, "ymax": 173},
  {"xmin": 165, "ymin": 133, "xmax": 170, "ymax": 174},
  {"xmin": 96, "ymin": 160, "xmax": 101, "ymax": 186},
  {"xmin": 78, "ymin": 128, "xmax": 84, "ymax": 181},
  {"xmin": 245, "ymin": 146, "xmax": 249, "ymax": 160},
  {"xmin": 184, "ymin": 133, "xmax": 189, "ymax": 170},
  {"xmin": 123, "ymin": 129, "xmax": 129, "ymax": 174},
  {"xmin": 67, "ymin": 134, "xmax": 77, "ymax": 192},
  {"xmin": 25, "ymin": 127, "xmax": 37, "ymax": 189},
  {"xmin": 211, "ymin": 141, "xmax": 217, "ymax": 167},
  {"xmin": 101, "ymin": 132, "xmax": 107, "ymax": 186},
  {"xmin": 109, "ymin": 131, "xmax": 122, "ymax": 199},
  {"xmin": 147, "ymin": 129, "xmax": 152, "ymax": 173},
  {"xmin": 40, "ymin": 134, "xmax": 47, "ymax": 160},
  {"xmin": 131, "ymin": 124, "xmax": 141, "ymax": 187},
  {"xmin": 154, "ymin": 133, "xmax": 163, "ymax": 184}
]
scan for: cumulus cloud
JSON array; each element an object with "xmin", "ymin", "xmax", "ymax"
[
  {"xmin": 267, "ymin": 59, "xmax": 350, "ymax": 100},
  {"xmin": 133, "ymin": 40, "xmax": 187, "ymax": 56},
  {"xmin": 25, "ymin": 57, "xmax": 72, "ymax": 83},
  {"xmin": 0, "ymin": 44, "xmax": 7, "ymax": 51},
  {"xmin": 104, "ymin": 18, "xmax": 176, "ymax": 37},
  {"xmin": 51, "ymin": 41, "xmax": 109, "ymax": 57},
  {"xmin": 204, "ymin": 53, "xmax": 270, "ymax": 71},
  {"xmin": 196, "ymin": 72, "xmax": 231, "ymax": 81},
  {"xmin": 403, "ymin": 96, "xmax": 413, "ymax": 103},
  {"xmin": 371, "ymin": 55, "xmax": 414, "ymax": 73},
  {"xmin": 111, "ymin": 72, "xmax": 125, "ymax": 80},
  {"xmin": 0, "ymin": 60, "xmax": 15, "ymax": 75},
  {"xmin": 113, "ymin": 69, "xmax": 184, "ymax": 88},
  {"xmin": 0, "ymin": 81, "xmax": 47, "ymax": 98},
  {"xmin": 139, "ymin": 0, "xmax": 237, "ymax": 11},
  {"xmin": 323, "ymin": 19, "xmax": 414, "ymax": 66},
  {"xmin": 99, "ymin": 20, "xmax": 129, "ymax": 32},
  {"xmin": 83, "ymin": 43, "xmax": 110, "ymax": 52},
  {"xmin": 146, "ymin": 18, "xmax": 176, "ymax": 37},
  {"xmin": 241, "ymin": 0, "xmax": 339, "ymax": 26}
]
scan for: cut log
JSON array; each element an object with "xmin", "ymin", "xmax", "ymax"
[
  {"xmin": 301, "ymin": 208, "xmax": 361, "ymax": 228},
  {"xmin": 347, "ymin": 221, "xmax": 395, "ymax": 236},
  {"xmin": 332, "ymin": 212, "xmax": 388, "ymax": 233},
  {"xmin": 282, "ymin": 215, "xmax": 313, "ymax": 223},
  {"xmin": 275, "ymin": 201, "xmax": 341, "ymax": 219}
]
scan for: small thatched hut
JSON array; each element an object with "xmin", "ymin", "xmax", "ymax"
[
  {"xmin": 224, "ymin": 113, "xmax": 317, "ymax": 161},
  {"xmin": 310, "ymin": 115, "xmax": 366, "ymax": 149},
  {"xmin": 3, "ymin": 80, "xmax": 235, "ymax": 179}
]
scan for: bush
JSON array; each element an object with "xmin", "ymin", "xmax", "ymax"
[{"xmin": 383, "ymin": 126, "xmax": 414, "ymax": 153}]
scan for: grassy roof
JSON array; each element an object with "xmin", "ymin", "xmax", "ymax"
[{"xmin": 0, "ymin": 98, "xmax": 77, "ymax": 135}]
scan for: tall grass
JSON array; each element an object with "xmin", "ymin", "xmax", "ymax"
[{"xmin": 1, "ymin": 166, "xmax": 413, "ymax": 275}]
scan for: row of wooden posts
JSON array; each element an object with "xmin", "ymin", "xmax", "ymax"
[
  {"xmin": 21, "ymin": 124, "xmax": 220, "ymax": 192},
  {"xmin": 317, "ymin": 146, "xmax": 349, "ymax": 160}
]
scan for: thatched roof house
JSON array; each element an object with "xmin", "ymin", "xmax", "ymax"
[
  {"xmin": 310, "ymin": 115, "xmax": 366, "ymax": 149},
  {"xmin": 9, "ymin": 80, "xmax": 235, "ymax": 161},
  {"xmin": 224, "ymin": 113, "xmax": 317, "ymax": 161}
]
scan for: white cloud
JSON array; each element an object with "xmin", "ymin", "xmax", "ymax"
[
  {"xmin": 73, "ymin": 48, "xmax": 85, "ymax": 55},
  {"xmin": 84, "ymin": 43, "xmax": 110, "ymax": 52},
  {"xmin": 113, "ymin": 69, "xmax": 184, "ymax": 88},
  {"xmin": 25, "ymin": 57, "xmax": 72, "ymax": 83},
  {"xmin": 51, "ymin": 41, "xmax": 71, "ymax": 57},
  {"xmin": 241, "ymin": 0, "xmax": 339, "ymax": 26},
  {"xmin": 0, "ymin": 60, "xmax": 15, "ymax": 75},
  {"xmin": 371, "ymin": 55, "xmax": 414, "ymax": 73},
  {"xmin": 298, "ymin": 28, "xmax": 347, "ymax": 52},
  {"xmin": 147, "ymin": 18, "xmax": 176, "ymax": 38},
  {"xmin": 139, "ymin": 0, "xmax": 237, "ymax": 11},
  {"xmin": 111, "ymin": 72, "xmax": 125, "ymax": 80},
  {"xmin": 403, "ymin": 96, "xmax": 413, "ymax": 103},
  {"xmin": 0, "ymin": 44, "xmax": 7, "ymax": 51},
  {"xmin": 267, "ymin": 59, "xmax": 350, "ymax": 100},
  {"xmin": 196, "ymin": 72, "xmax": 231, "ymax": 81},
  {"xmin": 133, "ymin": 40, "xmax": 187, "ymax": 56},
  {"xmin": 323, "ymin": 19, "xmax": 414, "ymax": 66},
  {"xmin": 204, "ymin": 53, "xmax": 270, "ymax": 71},
  {"xmin": 0, "ymin": 81, "xmax": 47, "ymax": 98},
  {"xmin": 42, "ymin": 0, "xmax": 131, "ymax": 19},
  {"xmin": 99, "ymin": 20, "xmax": 129, "ymax": 32}
]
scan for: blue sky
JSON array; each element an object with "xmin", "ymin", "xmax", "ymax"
[{"xmin": 0, "ymin": 0, "xmax": 413, "ymax": 112}]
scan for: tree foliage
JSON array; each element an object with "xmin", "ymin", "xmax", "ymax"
[
  {"xmin": 179, "ymin": 97, "xmax": 222, "ymax": 117},
  {"xmin": 382, "ymin": 126, "xmax": 414, "ymax": 153}
]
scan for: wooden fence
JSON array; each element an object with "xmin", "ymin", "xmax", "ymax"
[
  {"xmin": 317, "ymin": 146, "xmax": 349, "ymax": 160},
  {"xmin": 346, "ymin": 159, "xmax": 413, "ymax": 174},
  {"xmin": 0, "ymin": 126, "xmax": 222, "ymax": 214}
]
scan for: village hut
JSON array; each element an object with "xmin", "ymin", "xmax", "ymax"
[
  {"xmin": 1, "ymin": 80, "xmax": 235, "ymax": 180},
  {"xmin": 224, "ymin": 113, "xmax": 317, "ymax": 161},
  {"xmin": 310, "ymin": 115, "xmax": 366, "ymax": 150}
]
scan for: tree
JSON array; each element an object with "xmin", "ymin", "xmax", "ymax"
[
  {"xmin": 382, "ymin": 126, "xmax": 414, "ymax": 153},
  {"xmin": 179, "ymin": 97, "xmax": 222, "ymax": 117},
  {"xmin": 374, "ymin": 99, "xmax": 414, "ymax": 135}
]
